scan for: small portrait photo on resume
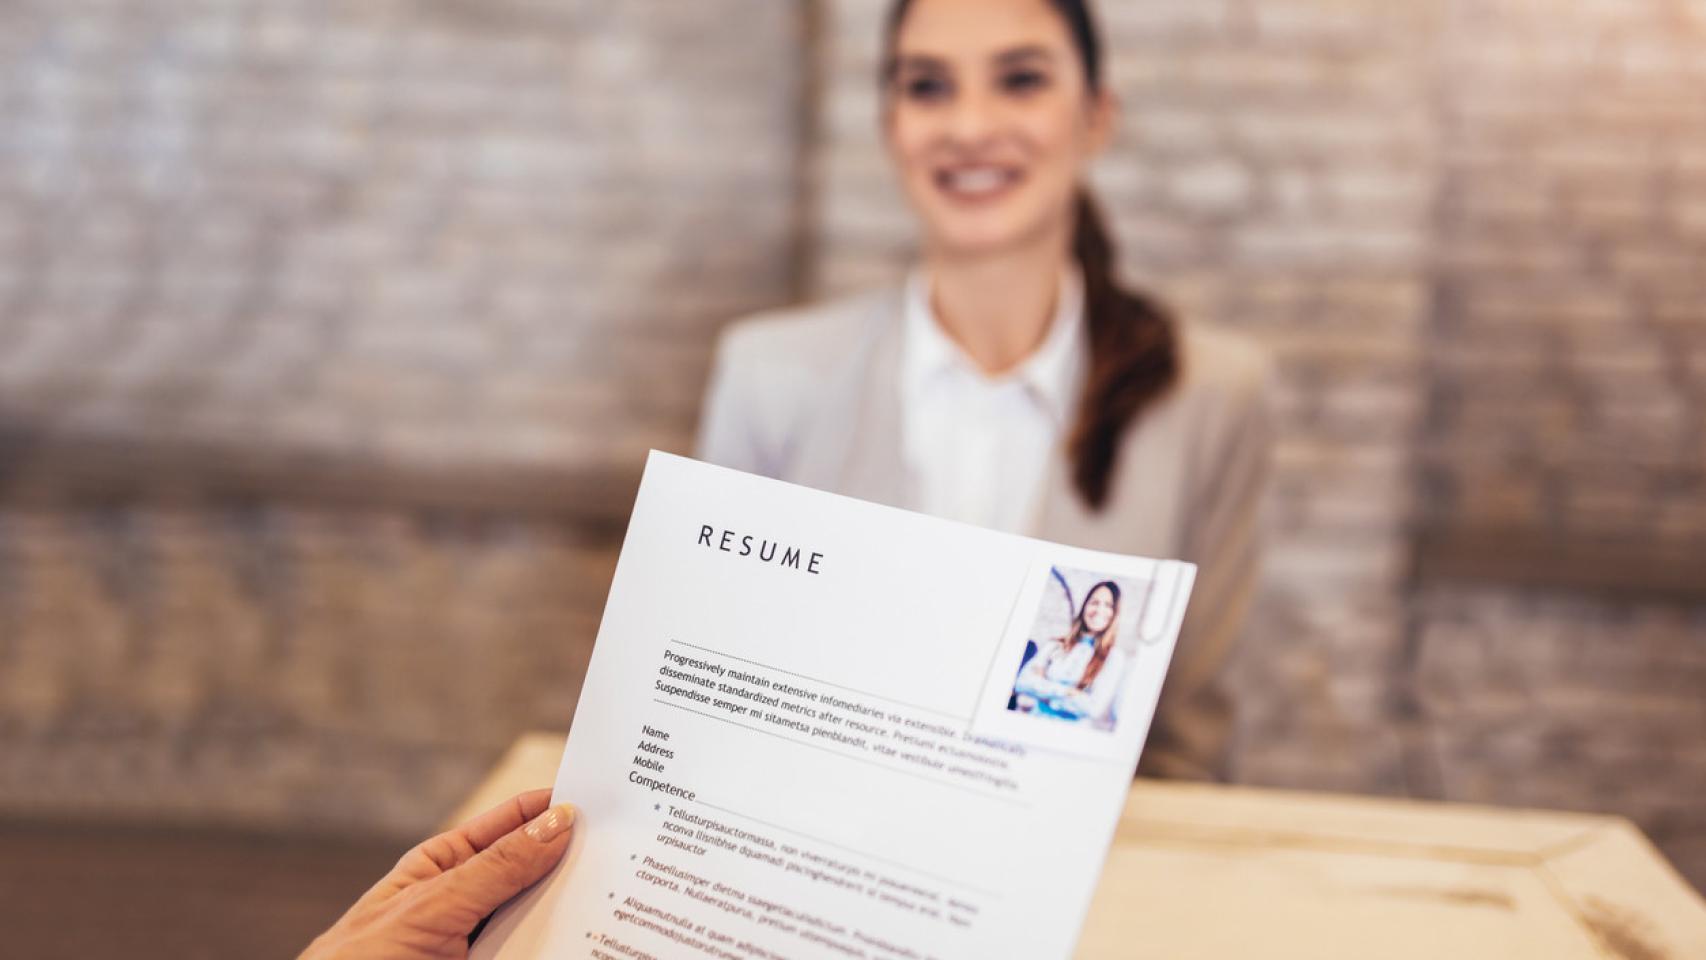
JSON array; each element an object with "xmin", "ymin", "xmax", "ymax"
[
  {"xmin": 971, "ymin": 554, "xmax": 1193, "ymax": 757},
  {"xmin": 1006, "ymin": 566, "xmax": 1144, "ymax": 733}
]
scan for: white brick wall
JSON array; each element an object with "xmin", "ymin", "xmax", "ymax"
[
  {"xmin": 0, "ymin": 0, "xmax": 801, "ymax": 470},
  {"xmin": 0, "ymin": 0, "xmax": 1701, "ymax": 890},
  {"xmin": 0, "ymin": 0, "xmax": 804, "ymax": 834}
]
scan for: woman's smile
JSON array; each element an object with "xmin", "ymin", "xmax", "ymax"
[{"xmin": 934, "ymin": 163, "xmax": 1027, "ymax": 204}]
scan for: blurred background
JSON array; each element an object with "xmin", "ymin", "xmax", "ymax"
[{"xmin": 1, "ymin": 0, "xmax": 1703, "ymax": 954}]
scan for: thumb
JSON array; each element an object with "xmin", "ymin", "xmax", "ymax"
[{"xmin": 427, "ymin": 803, "xmax": 577, "ymax": 924}]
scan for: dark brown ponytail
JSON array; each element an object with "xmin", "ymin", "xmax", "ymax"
[
  {"xmin": 883, "ymin": 0, "xmax": 1181, "ymax": 510},
  {"xmin": 1069, "ymin": 190, "xmax": 1180, "ymax": 509}
]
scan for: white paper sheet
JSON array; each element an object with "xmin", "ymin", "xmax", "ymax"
[{"xmin": 473, "ymin": 452, "xmax": 1195, "ymax": 960}]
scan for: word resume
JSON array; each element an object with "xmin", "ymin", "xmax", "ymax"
[{"xmin": 473, "ymin": 452, "xmax": 1196, "ymax": 960}]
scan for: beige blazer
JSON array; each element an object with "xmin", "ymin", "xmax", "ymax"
[{"xmin": 695, "ymin": 285, "xmax": 1273, "ymax": 780}]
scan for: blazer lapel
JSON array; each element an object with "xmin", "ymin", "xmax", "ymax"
[
  {"xmin": 1033, "ymin": 430, "xmax": 1156, "ymax": 554},
  {"xmin": 792, "ymin": 286, "xmax": 914, "ymax": 512}
]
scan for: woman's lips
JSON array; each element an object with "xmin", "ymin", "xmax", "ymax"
[{"xmin": 933, "ymin": 165, "xmax": 1024, "ymax": 203}]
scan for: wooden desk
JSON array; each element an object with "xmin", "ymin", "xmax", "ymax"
[{"xmin": 454, "ymin": 734, "xmax": 1706, "ymax": 959}]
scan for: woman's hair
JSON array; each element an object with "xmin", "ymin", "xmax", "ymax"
[
  {"xmin": 881, "ymin": 0, "xmax": 1182, "ymax": 510},
  {"xmin": 1061, "ymin": 580, "xmax": 1121, "ymax": 690}
]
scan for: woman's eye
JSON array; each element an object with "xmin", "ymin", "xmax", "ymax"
[
  {"xmin": 903, "ymin": 75, "xmax": 951, "ymax": 102},
  {"xmin": 1000, "ymin": 69, "xmax": 1049, "ymax": 94}
]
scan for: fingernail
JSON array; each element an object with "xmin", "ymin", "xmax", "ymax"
[{"xmin": 524, "ymin": 804, "xmax": 577, "ymax": 843}]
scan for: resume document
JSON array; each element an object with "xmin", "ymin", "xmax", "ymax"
[{"xmin": 472, "ymin": 452, "xmax": 1196, "ymax": 960}]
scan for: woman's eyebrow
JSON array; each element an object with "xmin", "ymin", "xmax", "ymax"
[
  {"xmin": 893, "ymin": 53, "xmax": 950, "ymax": 74},
  {"xmin": 994, "ymin": 45, "xmax": 1056, "ymax": 67}
]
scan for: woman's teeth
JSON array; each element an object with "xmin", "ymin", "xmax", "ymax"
[{"xmin": 940, "ymin": 167, "xmax": 1017, "ymax": 196}]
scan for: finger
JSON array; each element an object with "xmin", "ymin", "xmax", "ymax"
[
  {"xmin": 409, "ymin": 789, "xmax": 556, "ymax": 879},
  {"xmin": 421, "ymin": 802, "xmax": 577, "ymax": 925},
  {"xmin": 459, "ymin": 789, "xmax": 556, "ymax": 852}
]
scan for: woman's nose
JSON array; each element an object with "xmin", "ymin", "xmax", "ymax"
[{"xmin": 943, "ymin": 88, "xmax": 1002, "ymax": 147}]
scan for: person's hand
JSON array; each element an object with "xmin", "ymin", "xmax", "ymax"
[{"xmin": 301, "ymin": 789, "xmax": 576, "ymax": 960}]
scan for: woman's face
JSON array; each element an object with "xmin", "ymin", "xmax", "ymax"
[
  {"xmin": 884, "ymin": 0, "xmax": 1114, "ymax": 259},
  {"xmin": 1083, "ymin": 585, "xmax": 1116, "ymax": 634}
]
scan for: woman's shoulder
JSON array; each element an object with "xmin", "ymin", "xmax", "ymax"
[
  {"xmin": 1123, "ymin": 321, "xmax": 1275, "ymax": 496},
  {"xmin": 697, "ymin": 284, "xmax": 905, "ymax": 472},
  {"xmin": 1174, "ymin": 322, "xmax": 1274, "ymax": 410},
  {"xmin": 712, "ymin": 285, "xmax": 902, "ymax": 378}
]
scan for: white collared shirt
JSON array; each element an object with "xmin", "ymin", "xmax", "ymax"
[{"xmin": 899, "ymin": 267, "xmax": 1086, "ymax": 533}]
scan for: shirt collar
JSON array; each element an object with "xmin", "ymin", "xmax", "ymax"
[{"xmin": 900, "ymin": 265, "xmax": 1086, "ymax": 425}]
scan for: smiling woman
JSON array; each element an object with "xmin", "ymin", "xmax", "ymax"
[
  {"xmin": 697, "ymin": 0, "xmax": 1274, "ymax": 781},
  {"xmin": 882, "ymin": 0, "xmax": 1116, "ymax": 288}
]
